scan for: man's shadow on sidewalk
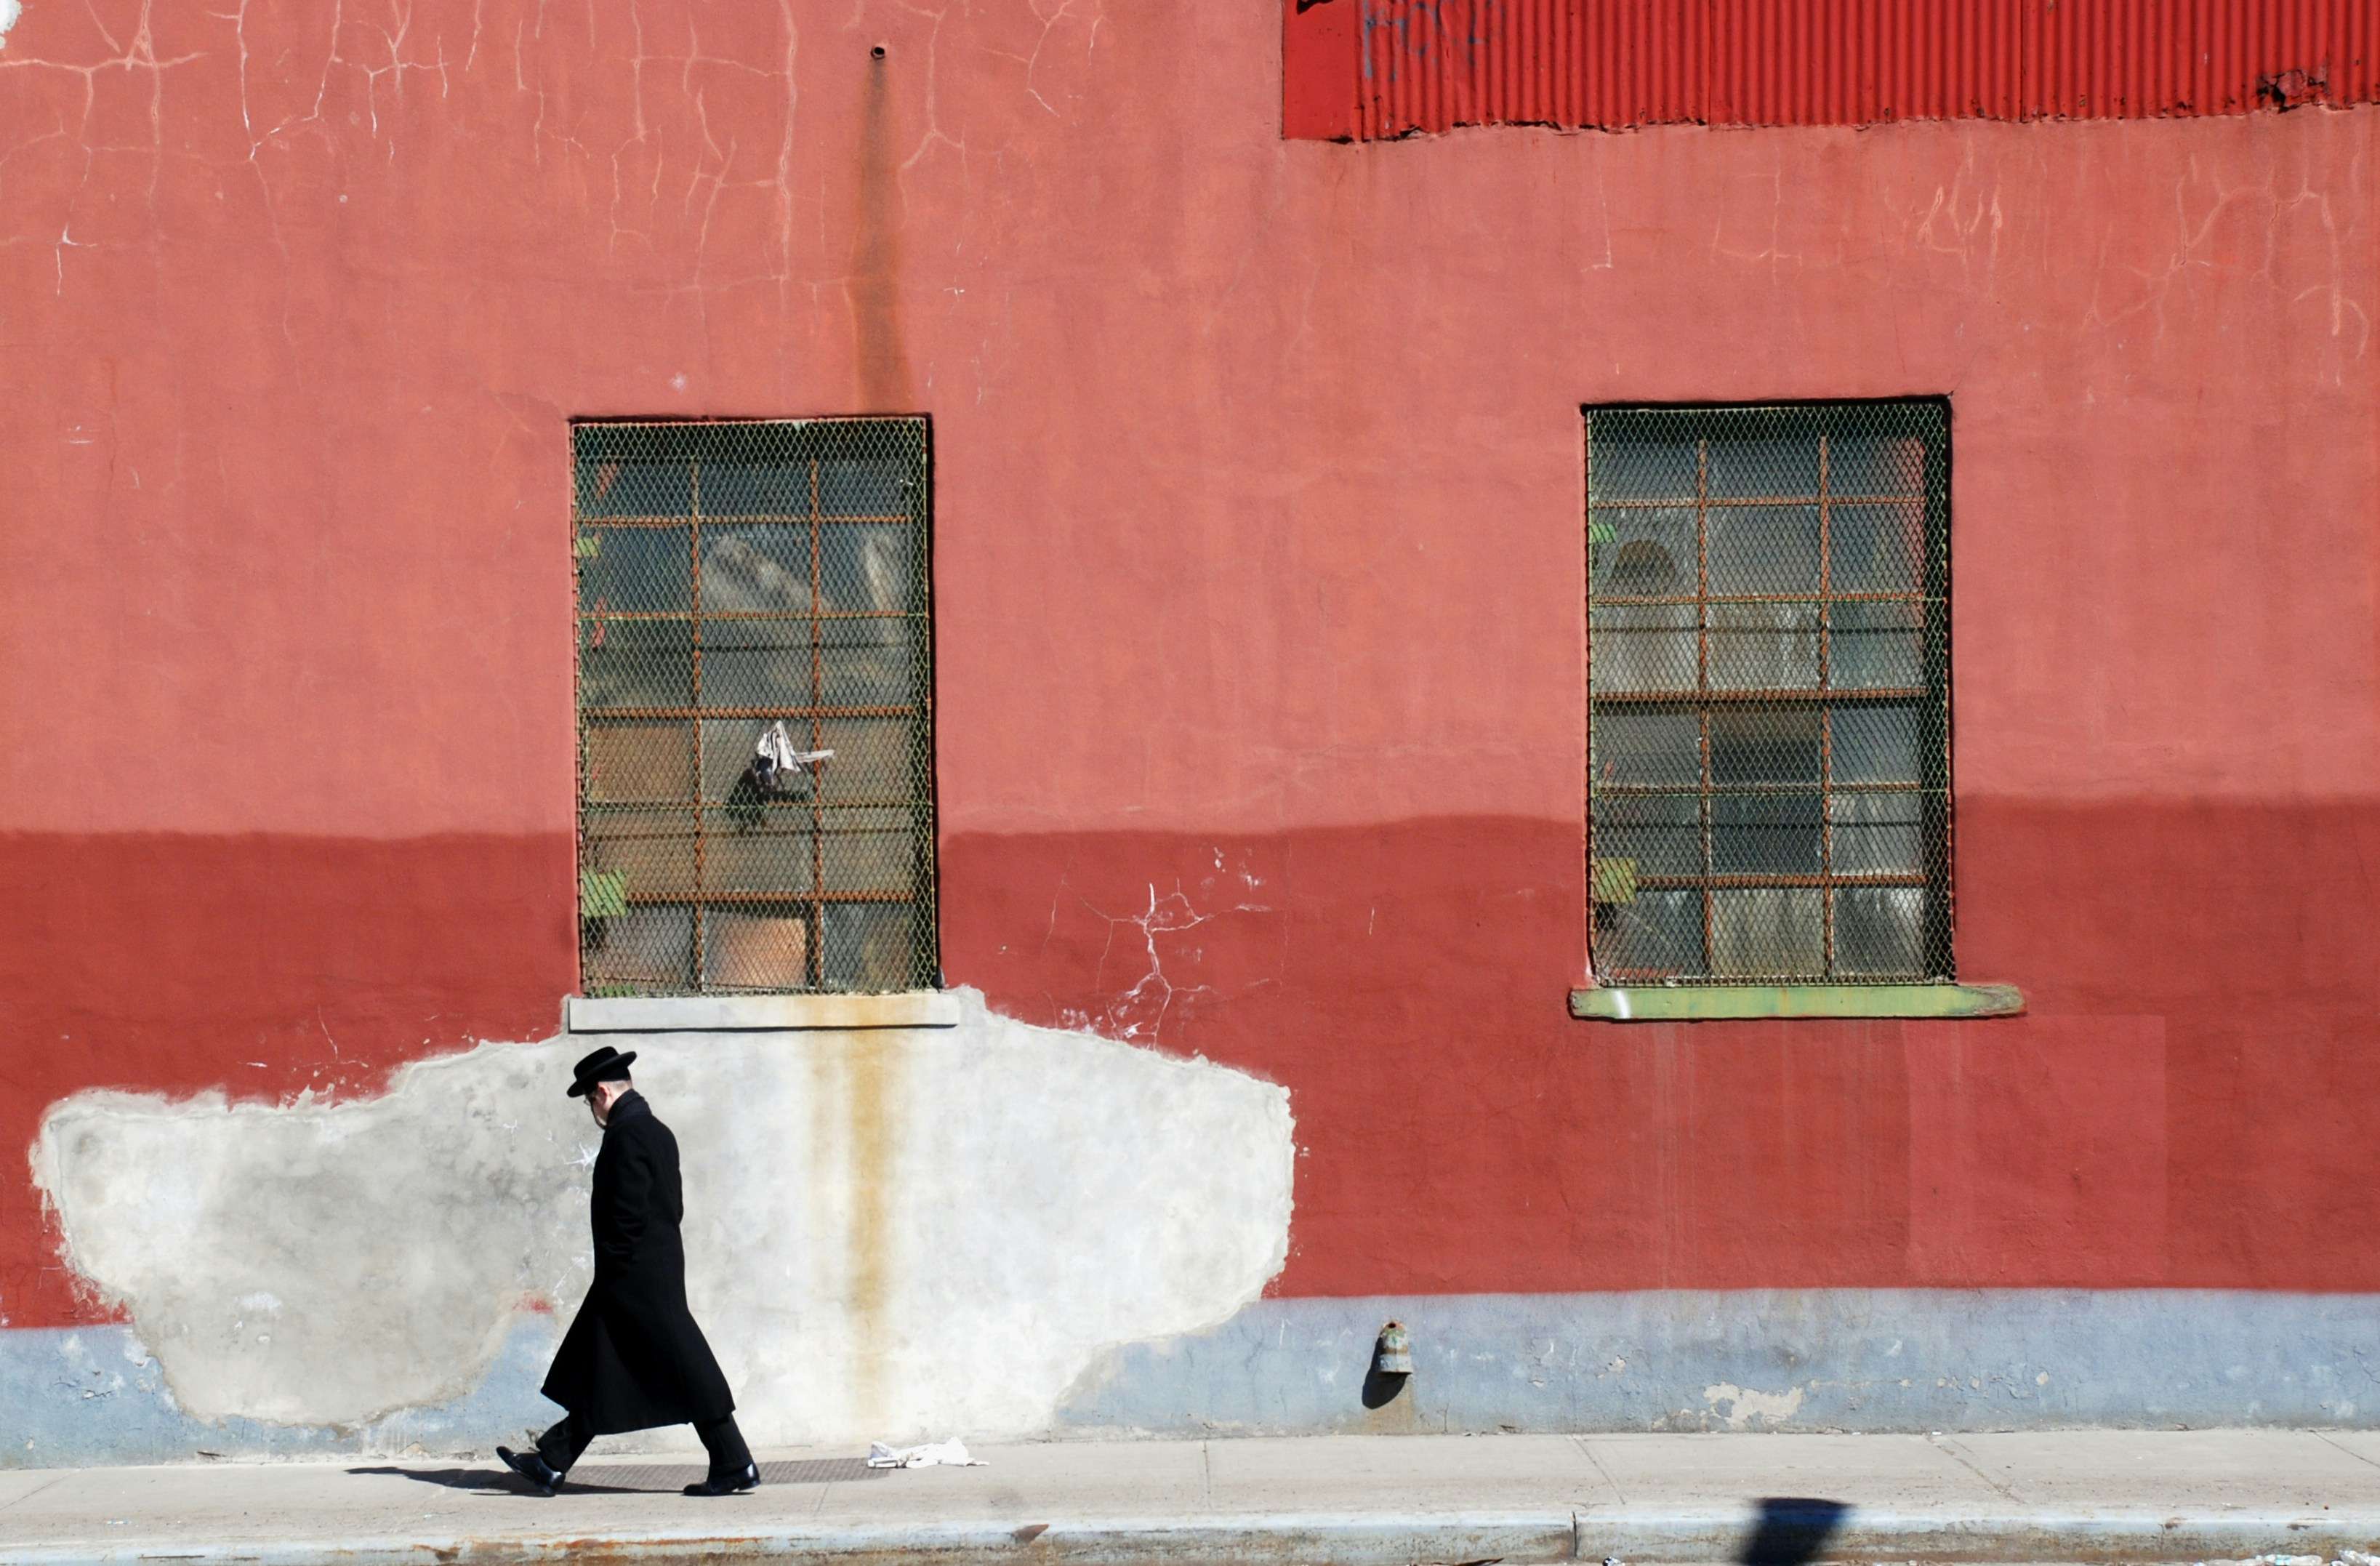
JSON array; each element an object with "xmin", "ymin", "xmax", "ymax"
[{"xmin": 349, "ymin": 1458, "xmax": 886, "ymax": 1496}]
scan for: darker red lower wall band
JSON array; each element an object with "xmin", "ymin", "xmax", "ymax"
[
  {"xmin": 946, "ymin": 805, "xmax": 2380, "ymax": 1296},
  {"xmin": 7, "ymin": 806, "xmax": 2378, "ymax": 1331},
  {"xmin": 0, "ymin": 832, "xmax": 576, "ymax": 1328}
]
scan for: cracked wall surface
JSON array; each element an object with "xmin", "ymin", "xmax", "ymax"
[
  {"xmin": 4, "ymin": 0, "xmax": 2379, "ymax": 1458},
  {"xmin": 32, "ymin": 990, "xmax": 1292, "ymax": 1445},
  {"xmin": 3, "ymin": 1, "xmax": 2367, "ymax": 846}
]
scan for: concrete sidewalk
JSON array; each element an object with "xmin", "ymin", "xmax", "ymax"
[{"xmin": 7, "ymin": 1430, "xmax": 2380, "ymax": 1565}]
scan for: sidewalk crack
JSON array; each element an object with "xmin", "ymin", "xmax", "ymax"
[
  {"xmin": 1928, "ymin": 1434, "xmax": 2023, "ymax": 1503},
  {"xmin": 0, "ymin": 1474, "xmax": 71, "ymax": 1516},
  {"xmin": 1199, "ymin": 1439, "xmax": 1213, "ymax": 1508},
  {"xmin": 2315, "ymin": 1432, "xmax": 2380, "ymax": 1472},
  {"xmin": 1571, "ymin": 1434, "xmax": 1628, "ymax": 1506}
]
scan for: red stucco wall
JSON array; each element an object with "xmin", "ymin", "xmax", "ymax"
[{"xmin": 4, "ymin": 0, "xmax": 2376, "ymax": 1330}]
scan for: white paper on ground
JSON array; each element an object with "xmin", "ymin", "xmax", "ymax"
[{"xmin": 867, "ymin": 1438, "xmax": 986, "ymax": 1469}]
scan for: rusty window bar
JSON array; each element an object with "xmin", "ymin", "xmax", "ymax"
[
  {"xmin": 1592, "ymin": 687, "xmax": 1932, "ymax": 704},
  {"xmin": 1596, "ymin": 781, "xmax": 1933, "ymax": 796},
  {"xmin": 1818, "ymin": 433, "xmax": 1833, "ymax": 976},
  {"xmin": 690, "ymin": 458, "xmax": 706, "ymax": 984},
  {"xmin": 584, "ymin": 513, "xmax": 916, "ymax": 527},
  {"xmin": 1596, "ymin": 591, "xmax": 1936, "ymax": 606},
  {"xmin": 1591, "ymin": 493, "xmax": 1923, "ymax": 508},
  {"xmin": 582, "ymin": 705, "xmax": 921, "ymax": 720},
  {"xmin": 574, "ymin": 417, "xmax": 937, "ymax": 996},
  {"xmin": 1625, "ymin": 873, "xmax": 1932, "ymax": 889},
  {"xmin": 583, "ymin": 609, "xmax": 922, "ymax": 622},
  {"xmin": 584, "ymin": 798, "xmax": 928, "ymax": 811},
  {"xmin": 1587, "ymin": 401, "xmax": 1952, "ymax": 985}
]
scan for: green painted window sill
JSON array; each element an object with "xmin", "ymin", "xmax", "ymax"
[{"xmin": 1569, "ymin": 982, "xmax": 2024, "ymax": 1022}]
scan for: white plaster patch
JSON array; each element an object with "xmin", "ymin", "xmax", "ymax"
[
  {"xmin": 33, "ymin": 989, "xmax": 1294, "ymax": 1447},
  {"xmin": 0, "ymin": 1, "xmax": 21, "ymax": 50},
  {"xmin": 1702, "ymin": 1381, "xmax": 1806, "ymax": 1430}
]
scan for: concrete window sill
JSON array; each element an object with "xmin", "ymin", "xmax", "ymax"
[
  {"xmin": 566, "ymin": 992, "xmax": 960, "ymax": 1034},
  {"xmin": 1569, "ymin": 982, "xmax": 2024, "ymax": 1022}
]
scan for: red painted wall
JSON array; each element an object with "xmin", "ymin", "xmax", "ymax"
[{"xmin": 4, "ymin": 0, "xmax": 2376, "ymax": 1333}]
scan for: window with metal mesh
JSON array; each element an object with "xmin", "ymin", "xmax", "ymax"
[
  {"xmin": 572, "ymin": 418, "xmax": 936, "ymax": 995},
  {"xmin": 1586, "ymin": 401, "xmax": 1951, "ymax": 984}
]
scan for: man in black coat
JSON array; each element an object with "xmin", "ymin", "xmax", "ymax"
[{"xmin": 498, "ymin": 1045, "xmax": 760, "ymax": 1498}]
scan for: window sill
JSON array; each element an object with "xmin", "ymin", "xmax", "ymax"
[
  {"xmin": 566, "ymin": 991, "xmax": 960, "ymax": 1034},
  {"xmin": 1569, "ymin": 982, "xmax": 2023, "ymax": 1022}
]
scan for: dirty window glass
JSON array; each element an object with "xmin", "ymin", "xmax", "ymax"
[
  {"xmin": 574, "ymin": 419, "xmax": 936, "ymax": 995},
  {"xmin": 1588, "ymin": 402, "xmax": 1950, "ymax": 983}
]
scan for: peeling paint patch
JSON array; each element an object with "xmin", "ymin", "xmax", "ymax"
[
  {"xmin": 31, "ymin": 989, "xmax": 1293, "ymax": 1447},
  {"xmin": 1703, "ymin": 1381, "xmax": 1806, "ymax": 1429},
  {"xmin": 0, "ymin": 1, "xmax": 20, "ymax": 49}
]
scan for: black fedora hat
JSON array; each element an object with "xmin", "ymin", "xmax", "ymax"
[{"xmin": 567, "ymin": 1045, "xmax": 638, "ymax": 1099}]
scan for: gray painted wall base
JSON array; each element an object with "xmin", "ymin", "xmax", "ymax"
[
  {"xmin": 9, "ymin": 1290, "xmax": 2376, "ymax": 1466},
  {"xmin": 2, "ymin": 1322, "xmax": 566, "ymax": 1469},
  {"xmin": 1052, "ymin": 1290, "xmax": 2380, "ymax": 1436}
]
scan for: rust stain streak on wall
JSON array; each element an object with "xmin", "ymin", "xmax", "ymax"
[
  {"xmin": 843, "ymin": 1032, "xmax": 901, "ymax": 1424},
  {"xmin": 852, "ymin": 55, "xmax": 914, "ymax": 411}
]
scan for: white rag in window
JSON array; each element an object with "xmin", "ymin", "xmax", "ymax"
[{"xmin": 756, "ymin": 720, "xmax": 833, "ymax": 774}]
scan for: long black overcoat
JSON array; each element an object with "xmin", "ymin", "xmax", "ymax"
[{"xmin": 540, "ymin": 1090, "xmax": 736, "ymax": 1432}]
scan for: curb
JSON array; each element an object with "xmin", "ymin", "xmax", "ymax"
[
  {"xmin": 1580, "ymin": 1508, "xmax": 2380, "ymax": 1564},
  {"xmin": 12, "ymin": 1506, "xmax": 2380, "ymax": 1566}
]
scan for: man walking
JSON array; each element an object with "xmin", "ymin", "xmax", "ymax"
[{"xmin": 499, "ymin": 1045, "xmax": 760, "ymax": 1498}]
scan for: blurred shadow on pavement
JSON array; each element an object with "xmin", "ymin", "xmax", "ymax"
[{"xmin": 1740, "ymin": 1496, "xmax": 1852, "ymax": 1566}]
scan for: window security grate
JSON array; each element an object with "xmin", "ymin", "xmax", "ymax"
[
  {"xmin": 1587, "ymin": 401, "xmax": 1952, "ymax": 984},
  {"xmin": 572, "ymin": 419, "xmax": 936, "ymax": 995}
]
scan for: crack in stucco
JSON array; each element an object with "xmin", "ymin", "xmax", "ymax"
[{"xmin": 1082, "ymin": 874, "xmax": 1274, "ymax": 1043}]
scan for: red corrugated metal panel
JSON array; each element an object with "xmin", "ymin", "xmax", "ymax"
[
  {"xmin": 1285, "ymin": 0, "xmax": 1365, "ymax": 139},
  {"xmin": 1708, "ymin": 0, "xmax": 2031, "ymax": 124},
  {"xmin": 1287, "ymin": 0, "xmax": 2380, "ymax": 138},
  {"xmin": 2027, "ymin": 0, "xmax": 2380, "ymax": 116},
  {"xmin": 1353, "ymin": 0, "xmax": 1710, "ymax": 135}
]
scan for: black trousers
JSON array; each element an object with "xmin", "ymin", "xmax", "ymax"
[{"xmin": 536, "ymin": 1410, "xmax": 753, "ymax": 1476}]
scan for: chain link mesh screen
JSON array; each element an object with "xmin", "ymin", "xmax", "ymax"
[
  {"xmin": 1587, "ymin": 401, "xmax": 1952, "ymax": 984},
  {"xmin": 572, "ymin": 419, "xmax": 936, "ymax": 995}
]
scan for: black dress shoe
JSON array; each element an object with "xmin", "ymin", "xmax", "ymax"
[
  {"xmin": 496, "ymin": 1445, "xmax": 563, "ymax": 1495},
  {"xmin": 683, "ymin": 1462, "xmax": 760, "ymax": 1497}
]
